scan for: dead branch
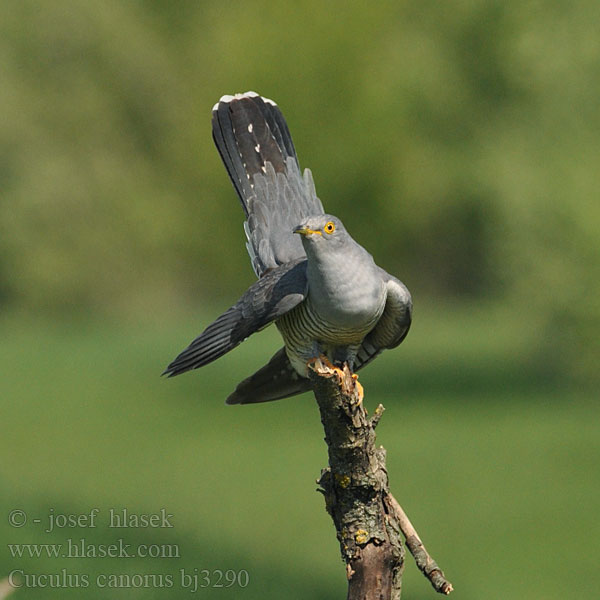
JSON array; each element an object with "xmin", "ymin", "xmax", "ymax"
[{"xmin": 308, "ymin": 360, "xmax": 453, "ymax": 599}]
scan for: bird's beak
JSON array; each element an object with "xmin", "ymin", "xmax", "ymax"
[{"xmin": 293, "ymin": 226, "xmax": 322, "ymax": 236}]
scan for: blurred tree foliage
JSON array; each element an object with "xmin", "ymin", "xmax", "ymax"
[{"xmin": 0, "ymin": 0, "xmax": 598, "ymax": 381}]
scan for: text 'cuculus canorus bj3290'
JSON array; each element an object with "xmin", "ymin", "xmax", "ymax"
[{"xmin": 164, "ymin": 92, "xmax": 412, "ymax": 404}]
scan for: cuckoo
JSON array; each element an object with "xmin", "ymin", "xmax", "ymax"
[{"xmin": 164, "ymin": 92, "xmax": 412, "ymax": 404}]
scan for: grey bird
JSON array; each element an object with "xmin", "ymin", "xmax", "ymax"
[{"xmin": 164, "ymin": 92, "xmax": 412, "ymax": 404}]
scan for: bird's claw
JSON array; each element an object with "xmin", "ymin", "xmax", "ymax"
[
  {"xmin": 307, "ymin": 355, "xmax": 345, "ymax": 378},
  {"xmin": 352, "ymin": 376, "xmax": 364, "ymax": 404},
  {"xmin": 307, "ymin": 356, "xmax": 364, "ymax": 403}
]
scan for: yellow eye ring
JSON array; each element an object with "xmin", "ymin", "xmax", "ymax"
[{"xmin": 324, "ymin": 221, "xmax": 336, "ymax": 234}]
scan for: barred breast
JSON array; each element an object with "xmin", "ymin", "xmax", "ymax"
[{"xmin": 276, "ymin": 294, "xmax": 384, "ymax": 377}]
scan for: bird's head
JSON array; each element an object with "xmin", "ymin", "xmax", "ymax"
[{"xmin": 293, "ymin": 215, "xmax": 348, "ymax": 254}]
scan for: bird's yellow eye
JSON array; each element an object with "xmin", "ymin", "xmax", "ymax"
[{"xmin": 324, "ymin": 221, "xmax": 336, "ymax": 234}]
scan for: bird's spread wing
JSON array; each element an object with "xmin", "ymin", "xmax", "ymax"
[
  {"xmin": 354, "ymin": 270, "xmax": 412, "ymax": 371},
  {"xmin": 163, "ymin": 259, "xmax": 308, "ymax": 377},
  {"xmin": 226, "ymin": 269, "xmax": 412, "ymax": 404},
  {"xmin": 212, "ymin": 92, "xmax": 324, "ymax": 277}
]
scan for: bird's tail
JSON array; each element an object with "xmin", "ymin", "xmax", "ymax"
[
  {"xmin": 226, "ymin": 347, "xmax": 312, "ymax": 405},
  {"xmin": 212, "ymin": 92, "xmax": 299, "ymax": 213},
  {"xmin": 211, "ymin": 92, "xmax": 323, "ymax": 277}
]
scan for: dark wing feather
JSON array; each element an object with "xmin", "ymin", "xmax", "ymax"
[
  {"xmin": 211, "ymin": 92, "xmax": 324, "ymax": 277},
  {"xmin": 354, "ymin": 271, "xmax": 412, "ymax": 372},
  {"xmin": 226, "ymin": 347, "xmax": 312, "ymax": 405},
  {"xmin": 163, "ymin": 260, "xmax": 308, "ymax": 377}
]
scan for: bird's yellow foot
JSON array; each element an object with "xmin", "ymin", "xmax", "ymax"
[
  {"xmin": 351, "ymin": 373, "xmax": 364, "ymax": 404},
  {"xmin": 319, "ymin": 356, "xmax": 346, "ymax": 378},
  {"xmin": 306, "ymin": 355, "xmax": 345, "ymax": 378},
  {"xmin": 307, "ymin": 357, "xmax": 363, "ymax": 403}
]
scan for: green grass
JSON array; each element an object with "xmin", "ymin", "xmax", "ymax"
[{"xmin": 1, "ymin": 307, "xmax": 598, "ymax": 599}]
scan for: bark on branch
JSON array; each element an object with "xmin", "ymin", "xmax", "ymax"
[{"xmin": 308, "ymin": 360, "xmax": 453, "ymax": 599}]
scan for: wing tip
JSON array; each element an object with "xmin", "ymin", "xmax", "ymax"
[
  {"xmin": 161, "ymin": 365, "xmax": 180, "ymax": 378},
  {"xmin": 225, "ymin": 393, "xmax": 242, "ymax": 405}
]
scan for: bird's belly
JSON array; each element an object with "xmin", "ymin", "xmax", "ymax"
[
  {"xmin": 311, "ymin": 303, "xmax": 382, "ymax": 345},
  {"xmin": 276, "ymin": 283, "xmax": 385, "ymax": 376}
]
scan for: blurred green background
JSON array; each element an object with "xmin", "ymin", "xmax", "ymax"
[{"xmin": 1, "ymin": 1, "xmax": 598, "ymax": 598}]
